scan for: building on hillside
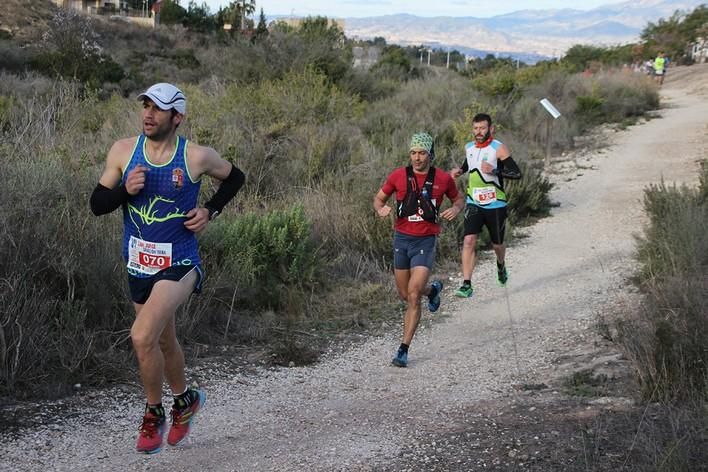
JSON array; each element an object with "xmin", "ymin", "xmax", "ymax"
[
  {"xmin": 53, "ymin": 0, "xmax": 84, "ymax": 10},
  {"xmin": 271, "ymin": 17, "xmax": 345, "ymax": 32},
  {"xmin": 690, "ymin": 37, "xmax": 708, "ymax": 64},
  {"xmin": 53, "ymin": 0, "xmax": 156, "ymax": 27},
  {"xmin": 352, "ymin": 45, "xmax": 381, "ymax": 69},
  {"xmin": 53, "ymin": 1, "xmax": 128, "ymax": 12}
]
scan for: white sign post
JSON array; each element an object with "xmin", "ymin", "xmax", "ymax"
[
  {"xmin": 539, "ymin": 98, "xmax": 561, "ymax": 168},
  {"xmin": 540, "ymin": 98, "xmax": 561, "ymax": 119}
]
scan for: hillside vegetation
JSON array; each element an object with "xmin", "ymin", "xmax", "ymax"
[{"xmin": 0, "ymin": 0, "xmax": 677, "ymax": 400}]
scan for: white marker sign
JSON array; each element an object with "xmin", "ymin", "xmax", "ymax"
[{"xmin": 540, "ymin": 98, "xmax": 561, "ymax": 119}]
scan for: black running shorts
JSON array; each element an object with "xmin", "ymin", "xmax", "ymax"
[
  {"xmin": 128, "ymin": 265, "xmax": 203, "ymax": 304},
  {"xmin": 463, "ymin": 204, "xmax": 507, "ymax": 244}
]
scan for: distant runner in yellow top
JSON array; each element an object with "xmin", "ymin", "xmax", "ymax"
[{"xmin": 653, "ymin": 51, "xmax": 666, "ymax": 85}]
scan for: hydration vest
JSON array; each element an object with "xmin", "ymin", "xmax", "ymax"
[{"xmin": 396, "ymin": 166, "xmax": 438, "ymax": 223}]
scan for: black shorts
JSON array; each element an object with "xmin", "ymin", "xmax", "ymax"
[
  {"xmin": 128, "ymin": 265, "xmax": 203, "ymax": 304},
  {"xmin": 463, "ymin": 204, "xmax": 507, "ymax": 244}
]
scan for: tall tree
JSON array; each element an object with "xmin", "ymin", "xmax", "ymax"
[
  {"xmin": 184, "ymin": 0, "xmax": 215, "ymax": 32},
  {"xmin": 255, "ymin": 7, "xmax": 268, "ymax": 40},
  {"xmin": 221, "ymin": 0, "xmax": 255, "ymax": 31},
  {"xmin": 239, "ymin": 0, "xmax": 256, "ymax": 30},
  {"xmin": 159, "ymin": 0, "xmax": 187, "ymax": 25}
]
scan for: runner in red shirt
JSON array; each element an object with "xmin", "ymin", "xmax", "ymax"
[{"xmin": 374, "ymin": 132, "xmax": 464, "ymax": 367}]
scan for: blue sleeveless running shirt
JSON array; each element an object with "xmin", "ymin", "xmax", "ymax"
[{"xmin": 121, "ymin": 135, "xmax": 201, "ymax": 278}]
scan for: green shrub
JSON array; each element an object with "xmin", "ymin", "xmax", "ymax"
[
  {"xmin": 471, "ymin": 66, "xmax": 518, "ymax": 96},
  {"xmin": 362, "ymin": 72, "xmax": 478, "ymax": 161},
  {"xmin": 596, "ymin": 73, "xmax": 659, "ymax": 119},
  {"xmin": 0, "ymin": 40, "xmax": 28, "ymax": 73},
  {"xmin": 636, "ymin": 180, "xmax": 707, "ymax": 282},
  {"xmin": 505, "ymin": 161, "xmax": 554, "ymax": 221},
  {"xmin": 202, "ymin": 205, "xmax": 321, "ymax": 310},
  {"xmin": 576, "ymin": 94, "xmax": 605, "ymax": 120},
  {"xmin": 513, "ymin": 61, "xmax": 565, "ymax": 86}
]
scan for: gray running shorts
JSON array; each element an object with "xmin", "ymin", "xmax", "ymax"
[{"xmin": 393, "ymin": 232, "xmax": 437, "ymax": 270}]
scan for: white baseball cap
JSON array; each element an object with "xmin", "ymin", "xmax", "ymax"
[{"xmin": 137, "ymin": 82, "xmax": 186, "ymax": 114}]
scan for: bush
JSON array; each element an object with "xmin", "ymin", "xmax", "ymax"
[
  {"xmin": 471, "ymin": 66, "xmax": 518, "ymax": 97},
  {"xmin": 30, "ymin": 9, "xmax": 125, "ymax": 87},
  {"xmin": 636, "ymin": 178, "xmax": 707, "ymax": 282},
  {"xmin": 0, "ymin": 40, "xmax": 29, "ymax": 73},
  {"xmin": 505, "ymin": 161, "xmax": 554, "ymax": 221},
  {"xmin": 371, "ymin": 45, "xmax": 413, "ymax": 80},
  {"xmin": 362, "ymin": 71, "xmax": 478, "ymax": 163},
  {"xmin": 576, "ymin": 94, "xmax": 605, "ymax": 120},
  {"xmin": 201, "ymin": 205, "xmax": 321, "ymax": 311},
  {"xmin": 595, "ymin": 72, "xmax": 659, "ymax": 120},
  {"xmin": 619, "ymin": 162, "xmax": 708, "ymax": 402},
  {"xmin": 0, "ymin": 139, "xmax": 130, "ymax": 398}
]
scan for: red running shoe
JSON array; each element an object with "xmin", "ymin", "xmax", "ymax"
[
  {"xmin": 136, "ymin": 412, "xmax": 166, "ymax": 454},
  {"xmin": 167, "ymin": 388, "xmax": 206, "ymax": 446}
]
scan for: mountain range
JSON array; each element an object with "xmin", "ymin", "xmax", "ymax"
[{"xmin": 341, "ymin": 0, "xmax": 705, "ymax": 61}]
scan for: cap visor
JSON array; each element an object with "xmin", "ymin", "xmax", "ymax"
[{"xmin": 137, "ymin": 92, "xmax": 173, "ymax": 111}]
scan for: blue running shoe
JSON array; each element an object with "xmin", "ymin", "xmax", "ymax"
[
  {"xmin": 428, "ymin": 279, "xmax": 443, "ymax": 313},
  {"xmin": 392, "ymin": 348, "xmax": 408, "ymax": 367}
]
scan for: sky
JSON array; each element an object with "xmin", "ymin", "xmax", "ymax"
[{"xmin": 201, "ymin": 0, "xmax": 622, "ymax": 18}]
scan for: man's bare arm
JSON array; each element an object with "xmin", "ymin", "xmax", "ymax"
[{"xmin": 374, "ymin": 189, "xmax": 392, "ymax": 218}]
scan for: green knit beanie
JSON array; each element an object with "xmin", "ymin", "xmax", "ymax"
[{"xmin": 409, "ymin": 132, "xmax": 434, "ymax": 157}]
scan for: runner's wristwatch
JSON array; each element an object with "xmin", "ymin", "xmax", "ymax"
[{"xmin": 206, "ymin": 206, "xmax": 219, "ymax": 220}]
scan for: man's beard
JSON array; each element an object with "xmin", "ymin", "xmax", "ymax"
[
  {"xmin": 144, "ymin": 122, "xmax": 173, "ymax": 141},
  {"xmin": 476, "ymin": 131, "xmax": 491, "ymax": 142}
]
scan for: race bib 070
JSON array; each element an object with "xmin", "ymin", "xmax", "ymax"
[
  {"xmin": 472, "ymin": 186, "xmax": 497, "ymax": 205},
  {"xmin": 128, "ymin": 236, "xmax": 172, "ymax": 275}
]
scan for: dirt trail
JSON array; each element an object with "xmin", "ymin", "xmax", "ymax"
[{"xmin": 2, "ymin": 65, "xmax": 707, "ymax": 472}]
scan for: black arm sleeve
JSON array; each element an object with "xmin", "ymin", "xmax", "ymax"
[
  {"xmin": 90, "ymin": 183, "xmax": 129, "ymax": 216},
  {"xmin": 460, "ymin": 160, "xmax": 469, "ymax": 173},
  {"xmin": 205, "ymin": 165, "xmax": 246, "ymax": 213},
  {"xmin": 494, "ymin": 155, "xmax": 522, "ymax": 180}
]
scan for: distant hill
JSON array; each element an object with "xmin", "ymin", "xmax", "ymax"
[{"xmin": 343, "ymin": 0, "xmax": 705, "ymax": 60}]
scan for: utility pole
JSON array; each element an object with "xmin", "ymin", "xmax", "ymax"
[
  {"xmin": 446, "ymin": 48, "xmax": 450, "ymax": 69},
  {"xmin": 427, "ymin": 49, "xmax": 431, "ymax": 66},
  {"xmin": 419, "ymin": 48, "xmax": 424, "ymax": 64}
]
